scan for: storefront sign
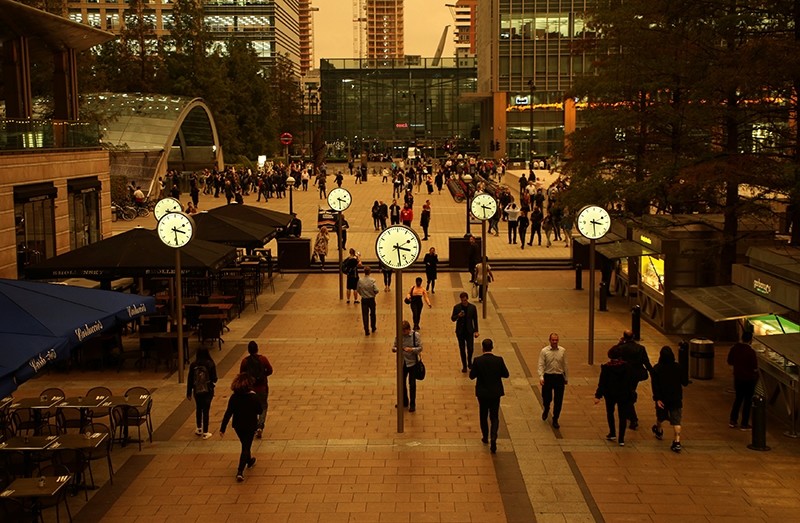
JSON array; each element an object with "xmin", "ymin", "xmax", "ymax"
[
  {"xmin": 640, "ymin": 235, "xmax": 652, "ymax": 245},
  {"xmin": 733, "ymin": 264, "xmax": 800, "ymax": 311},
  {"xmin": 753, "ymin": 279, "xmax": 772, "ymax": 296},
  {"xmin": 515, "ymin": 95, "xmax": 530, "ymax": 105}
]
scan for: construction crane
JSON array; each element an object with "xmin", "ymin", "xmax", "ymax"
[
  {"xmin": 431, "ymin": 25, "xmax": 450, "ymax": 66},
  {"xmin": 353, "ymin": 0, "xmax": 366, "ymax": 59}
]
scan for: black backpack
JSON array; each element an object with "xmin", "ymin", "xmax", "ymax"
[
  {"xmin": 194, "ymin": 365, "xmax": 211, "ymax": 394},
  {"xmin": 244, "ymin": 354, "xmax": 265, "ymax": 384}
]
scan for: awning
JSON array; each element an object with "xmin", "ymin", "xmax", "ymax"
[
  {"xmin": 596, "ymin": 240, "xmax": 656, "ymax": 260},
  {"xmin": 672, "ymin": 286, "xmax": 789, "ymax": 322},
  {"xmin": 573, "ymin": 232, "xmax": 625, "ymax": 246},
  {"xmin": 754, "ymin": 333, "xmax": 800, "ymax": 367}
]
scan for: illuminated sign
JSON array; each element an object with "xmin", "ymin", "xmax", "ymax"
[
  {"xmin": 515, "ymin": 96, "xmax": 530, "ymax": 105},
  {"xmin": 639, "ymin": 235, "xmax": 652, "ymax": 245},
  {"xmin": 395, "ymin": 123, "xmax": 409, "ymax": 128},
  {"xmin": 753, "ymin": 279, "xmax": 772, "ymax": 295}
]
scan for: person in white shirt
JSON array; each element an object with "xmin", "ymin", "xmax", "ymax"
[
  {"xmin": 505, "ymin": 203, "xmax": 520, "ymax": 244},
  {"xmin": 538, "ymin": 333, "xmax": 568, "ymax": 429}
]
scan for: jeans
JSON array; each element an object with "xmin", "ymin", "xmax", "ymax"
[
  {"xmin": 478, "ymin": 396, "xmax": 501, "ymax": 443},
  {"xmin": 519, "ymin": 227, "xmax": 528, "ymax": 248},
  {"xmin": 402, "ymin": 364, "xmax": 417, "ymax": 407},
  {"xmin": 530, "ymin": 225, "xmax": 541, "ymax": 245},
  {"xmin": 383, "ymin": 271, "xmax": 392, "ymax": 288},
  {"xmin": 456, "ymin": 334, "xmax": 475, "ymax": 370},
  {"xmin": 730, "ymin": 379, "xmax": 757, "ymax": 426},
  {"xmin": 194, "ymin": 393, "xmax": 212, "ymax": 433},
  {"xmin": 410, "ymin": 299, "xmax": 423, "ymax": 330},
  {"xmin": 234, "ymin": 426, "xmax": 255, "ymax": 474},
  {"xmin": 361, "ymin": 297, "xmax": 376, "ymax": 333},
  {"xmin": 604, "ymin": 397, "xmax": 629, "ymax": 442},
  {"xmin": 255, "ymin": 390, "xmax": 268, "ymax": 430},
  {"xmin": 508, "ymin": 222, "xmax": 517, "ymax": 243},
  {"xmin": 542, "ymin": 374, "xmax": 566, "ymax": 421}
]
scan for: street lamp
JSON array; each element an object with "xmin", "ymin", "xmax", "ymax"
[
  {"xmin": 286, "ymin": 175, "xmax": 295, "ymax": 215},
  {"xmin": 527, "ymin": 80, "xmax": 536, "ymax": 168},
  {"xmin": 463, "ymin": 173, "xmax": 473, "ymax": 236}
]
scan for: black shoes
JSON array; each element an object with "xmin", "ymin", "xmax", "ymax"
[
  {"xmin": 490, "ymin": 442, "xmax": 497, "ymax": 454},
  {"xmin": 652, "ymin": 425, "xmax": 663, "ymax": 440},
  {"xmin": 629, "ymin": 422, "xmax": 639, "ymax": 430},
  {"xmin": 409, "ymin": 406, "xmax": 416, "ymax": 413},
  {"xmin": 671, "ymin": 441, "xmax": 682, "ymax": 453},
  {"xmin": 606, "ymin": 433, "xmax": 616, "ymax": 441},
  {"xmin": 461, "ymin": 367, "xmax": 468, "ymax": 373},
  {"xmin": 247, "ymin": 457, "xmax": 256, "ymax": 469},
  {"xmin": 481, "ymin": 437, "xmax": 488, "ymax": 444},
  {"xmin": 541, "ymin": 408, "xmax": 549, "ymax": 421},
  {"xmin": 552, "ymin": 419, "xmax": 560, "ymax": 429}
]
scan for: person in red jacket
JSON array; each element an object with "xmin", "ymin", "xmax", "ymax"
[
  {"xmin": 727, "ymin": 331, "xmax": 759, "ymax": 430},
  {"xmin": 240, "ymin": 341, "xmax": 273, "ymax": 439},
  {"xmin": 400, "ymin": 204, "xmax": 413, "ymax": 227}
]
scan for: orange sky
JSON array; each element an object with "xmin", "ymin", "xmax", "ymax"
[{"xmin": 313, "ymin": 0, "xmax": 456, "ymax": 66}]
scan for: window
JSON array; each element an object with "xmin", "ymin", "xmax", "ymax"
[
  {"xmin": 68, "ymin": 178, "xmax": 101, "ymax": 250},
  {"xmin": 14, "ymin": 184, "xmax": 57, "ymax": 278}
]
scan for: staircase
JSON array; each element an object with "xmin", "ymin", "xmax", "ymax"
[{"xmin": 290, "ymin": 257, "xmax": 573, "ymax": 274}]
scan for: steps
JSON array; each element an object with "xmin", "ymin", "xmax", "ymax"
[{"xmin": 284, "ymin": 257, "xmax": 573, "ymax": 274}]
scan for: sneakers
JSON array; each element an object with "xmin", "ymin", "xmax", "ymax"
[
  {"xmin": 619, "ymin": 442, "xmax": 625, "ymax": 447},
  {"xmin": 202, "ymin": 432, "xmax": 213, "ymax": 440},
  {"xmin": 195, "ymin": 428, "xmax": 203, "ymax": 436},
  {"xmin": 651, "ymin": 425, "xmax": 663, "ymax": 440},
  {"xmin": 236, "ymin": 474, "xmax": 244, "ymax": 482},
  {"xmin": 606, "ymin": 433, "xmax": 616, "ymax": 441},
  {"xmin": 740, "ymin": 424, "xmax": 752, "ymax": 431},
  {"xmin": 256, "ymin": 428, "xmax": 263, "ymax": 439},
  {"xmin": 729, "ymin": 422, "xmax": 737, "ymax": 429},
  {"xmin": 671, "ymin": 441, "xmax": 682, "ymax": 453},
  {"xmin": 247, "ymin": 457, "xmax": 256, "ymax": 469}
]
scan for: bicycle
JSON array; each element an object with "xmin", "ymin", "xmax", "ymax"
[{"xmin": 112, "ymin": 202, "xmax": 136, "ymax": 221}]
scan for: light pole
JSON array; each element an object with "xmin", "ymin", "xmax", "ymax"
[
  {"xmin": 463, "ymin": 173, "xmax": 473, "ymax": 236},
  {"xmin": 527, "ymin": 80, "xmax": 536, "ymax": 167},
  {"xmin": 286, "ymin": 175, "xmax": 295, "ymax": 215}
]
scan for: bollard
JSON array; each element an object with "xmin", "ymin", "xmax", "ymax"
[
  {"xmin": 575, "ymin": 264, "xmax": 583, "ymax": 290},
  {"xmin": 747, "ymin": 395, "xmax": 770, "ymax": 451},
  {"xmin": 631, "ymin": 305, "xmax": 641, "ymax": 340},
  {"xmin": 678, "ymin": 340, "xmax": 691, "ymax": 386},
  {"xmin": 599, "ymin": 282, "xmax": 608, "ymax": 311}
]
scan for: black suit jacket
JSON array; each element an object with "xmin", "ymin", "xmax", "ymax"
[
  {"xmin": 469, "ymin": 353, "xmax": 510, "ymax": 399},
  {"xmin": 451, "ymin": 302, "xmax": 479, "ymax": 336}
]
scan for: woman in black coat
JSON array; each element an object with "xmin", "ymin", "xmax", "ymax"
[
  {"xmin": 594, "ymin": 347, "xmax": 635, "ymax": 446},
  {"xmin": 423, "ymin": 247, "xmax": 439, "ymax": 293},
  {"xmin": 651, "ymin": 346, "xmax": 684, "ymax": 452},
  {"xmin": 220, "ymin": 373, "xmax": 263, "ymax": 482},
  {"xmin": 186, "ymin": 347, "xmax": 218, "ymax": 439}
]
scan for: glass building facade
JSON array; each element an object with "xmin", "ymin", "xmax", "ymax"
[{"xmin": 319, "ymin": 57, "xmax": 480, "ymax": 159}]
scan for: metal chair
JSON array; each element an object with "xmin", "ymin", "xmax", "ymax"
[
  {"xmin": 84, "ymin": 387, "xmax": 113, "ymax": 425},
  {"xmin": 199, "ymin": 317, "xmax": 224, "ymax": 350},
  {"xmin": 83, "ymin": 423, "xmax": 114, "ymax": 486},
  {"xmin": 39, "ymin": 388, "xmax": 65, "ymax": 430},
  {"xmin": 54, "ymin": 448, "xmax": 90, "ymax": 501},
  {"xmin": 37, "ymin": 463, "xmax": 73, "ymax": 522},
  {"xmin": 56, "ymin": 408, "xmax": 83, "ymax": 434},
  {"xmin": 11, "ymin": 409, "xmax": 44, "ymax": 435}
]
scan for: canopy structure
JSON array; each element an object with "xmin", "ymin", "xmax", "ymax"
[
  {"xmin": 672, "ymin": 286, "xmax": 789, "ymax": 322},
  {"xmin": 192, "ymin": 211, "xmax": 277, "ymax": 249},
  {"xmin": 24, "ymin": 228, "xmax": 238, "ymax": 280},
  {"xmin": 208, "ymin": 204, "xmax": 293, "ymax": 232},
  {"xmin": 0, "ymin": 279, "xmax": 155, "ymax": 396}
]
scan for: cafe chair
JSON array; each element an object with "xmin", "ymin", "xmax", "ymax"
[
  {"xmin": 111, "ymin": 406, "xmax": 148, "ymax": 451},
  {"xmin": 54, "ymin": 448, "xmax": 90, "ymax": 501},
  {"xmin": 1, "ymin": 450, "xmax": 27, "ymax": 479},
  {"xmin": 84, "ymin": 387, "xmax": 113, "ymax": 425},
  {"xmin": 151, "ymin": 336, "xmax": 177, "ymax": 372},
  {"xmin": 11, "ymin": 409, "xmax": 44, "ymax": 435},
  {"xmin": 199, "ymin": 317, "xmax": 224, "ymax": 350},
  {"xmin": 56, "ymin": 408, "xmax": 83, "ymax": 434},
  {"xmin": 83, "ymin": 423, "xmax": 114, "ymax": 486},
  {"xmin": 40, "ymin": 388, "xmax": 65, "ymax": 427},
  {"xmin": 124, "ymin": 387, "xmax": 153, "ymax": 442},
  {"xmin": 36, "ymin": 463, "xmax": 73, "ymax": 523}
]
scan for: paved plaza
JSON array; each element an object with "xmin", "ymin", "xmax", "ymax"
[{"xmin": 16, "ymin": 167, "xmax": 800, "ymax": 522}]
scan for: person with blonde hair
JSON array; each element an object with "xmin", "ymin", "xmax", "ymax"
[{"xmin": 220, "ymin": 373, "xmax": 262, "ymax": 482}]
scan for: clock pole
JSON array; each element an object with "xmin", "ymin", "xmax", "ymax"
[
  {"xmin": 395, "ymin": 269, "xmax": 404, "ymax": 433},
  {"xmin": 337, "ymin": 212, "xmax": 344, "ymax": 300},
  {"xmin": 588, "ymin": 238, "xmax": 596, "ymax": 365},
  {"xmin": 175, "ymin": 248, "xmax": 185, "ymax": 383},
  {"xmin": 481, "ymin": 220, "xmax": 488, "ymax": 319}
]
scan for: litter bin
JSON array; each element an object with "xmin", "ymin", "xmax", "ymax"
[{"xmin": 689, "ymin": 338, "xmax": 714, "ymax": 380}]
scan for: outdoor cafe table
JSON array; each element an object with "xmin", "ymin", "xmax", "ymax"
[
  {"xmin": 55, "ymin": 395, "xmax": 109, "ymax": 428},
  {"xmin": 137, "ymin": 331, "xmax": 192, "ymax": 367},
  {"xmin": 0, "ymin": 435, "xmax": 59, "ymax": 476},
  {"xmin": 8, "ymin": 396, "xmax": 63, "ymax": 435},
  {"xmin": 1, "ymin": 474, "xmax": 73, "ymax": 523}
]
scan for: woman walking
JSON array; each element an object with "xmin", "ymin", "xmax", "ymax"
[
  {"xmin": 380, "ymin": 260, "xmax": 393, "ymax": 292},
  {"xmin": 313, "ymin": 227, "xmax": 330, "ymax": 271},
  {"xmin": 220, "ymin": 373, "xmax": 263, "ymax": 482},
  {"xmin": 392, "ymin": 320, "xmax": 423, "ymax": 412},
  {"xmin": 423, "ymin": 247, "xmax": 438, "ymax": 293},
  {"xmin": 420, "ymin": 201, "xmax": 431, "ymax": 240},
  {"xmin": 651, "ymin": 346, "xmax": 685, "ymax": 453},
  {"xmin": 594, "ymin": 347, "xmax": 634, "ymax": 446},
  {"xmin": 406, "ymin": 276, "xmax": 432, "ymax": 331},
  {"xmin": 187, "ymin": 347, "xmax": 218, "ymax": 439}
]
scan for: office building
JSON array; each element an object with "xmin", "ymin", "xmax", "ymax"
[
  {"xmin": 366, "ymin": 0, "xmax": 403, "ymax": 60},
  {"xmin": 451, "ymin": 0, "xmax": 476, "ymax": 58}
]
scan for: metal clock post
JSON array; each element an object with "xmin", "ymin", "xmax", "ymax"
[
  {"xmin": 576, "ymin": 205, "xmax": 611, "ymax": 365},
  {"xmin": 327, "ymin": 188, "xmax": 352, "ymax": 300},
  {"xmin": 470, "ymin": 193, "xmax": 497, "ymax": 319},
  {"xmin": 155, "ymin": 198, "xmax": 193, "ymax": 383},
  {"xmin": 375, "ymin": 225, "xmax": 421, "ymax": 433}
]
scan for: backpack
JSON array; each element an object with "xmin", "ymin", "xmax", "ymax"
[
  {"xmin": 194, "ymin": 364, "xmax": 211, "ymax": 394},
  {"xmin": 244, "ymin": 354, "xmax": 265, "ymax": 384}
]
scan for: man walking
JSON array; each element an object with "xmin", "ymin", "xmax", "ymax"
[
  {"xmin": 357, "ymin": 266, "xmax": 379, "ymax": 336},
  {"xmin": 451, "ymin": 292, "xmax": 479, "ymax": 373},
  {"xmin": 727, "ymin": 331, "xmax": 759, "ymax": 430},
  {"xmin": 240, "ymin": 341, "xmax": 273, "ymax": 439},
  {"xmin": 616, "ymin": 329, "xmax": 652, "ymax": 430},
  {"xmin": 538, "ymin": 333, "xmax": 568, "ymax": 429},
  {"xmin": 470, "ymin": 339, "xmax": 510, "ymax": 454}
]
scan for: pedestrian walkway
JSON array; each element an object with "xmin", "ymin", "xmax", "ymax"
[{"xmin": 18, "ymin": 165, "xmax": 799, "ymax": 522}]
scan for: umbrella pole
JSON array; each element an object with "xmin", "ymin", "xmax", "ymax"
[{"xmin": 176, "ymin": 249, "xmax": 185, "ymax": 383}]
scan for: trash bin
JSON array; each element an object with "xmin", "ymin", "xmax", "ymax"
[{"xmin": 689, "ymin": 338, "xmax": 714, "ymax": 380}]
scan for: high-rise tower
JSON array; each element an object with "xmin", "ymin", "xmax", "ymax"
[{"xmin": 366, "ymin": 0, "xmax": 403, "ymax": 60}]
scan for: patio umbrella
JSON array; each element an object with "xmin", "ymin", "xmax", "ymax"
[
  {"xmin": 24, "ymin": 227, "xmax": 238, "ymax": 280},
  {"xmin": 192, "ymin": 211, "xmax": 278, "ymax": 248},
  {"xmin": 0, "ymin": 279, "xmax": 156, "ymax": 397},
  {"xmin": 208, "ymin": 204, "xmax": 293, "ymax": 230}
]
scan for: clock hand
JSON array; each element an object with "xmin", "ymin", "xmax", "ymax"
[
  {"xmin": 172, "ymin": 227, "xmax": 186, "ymax": 235},
  {"xmin": 396, "ymin": 246, "xmax": 411, "ymax": 252}
]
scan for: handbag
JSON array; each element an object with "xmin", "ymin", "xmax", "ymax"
[
  {"xmin": 415, "ymin": 355, "xmax": 426, "ymax": 381},
  {"xmin": 404, "ymin": 286, "xmax": 413, "ymax": 305}
]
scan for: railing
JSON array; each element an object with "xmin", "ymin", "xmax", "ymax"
[{"xmin": 0, "ymin": 118, "xmax": 101, "ymax": 151}]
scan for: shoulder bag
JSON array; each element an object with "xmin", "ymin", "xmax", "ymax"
[{"xmin": 413, "ymin": 333, "xmax": 426, "ymax": 380}]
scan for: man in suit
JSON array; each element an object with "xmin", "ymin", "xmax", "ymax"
[
  {"xmin": 451, "ymin": 292, "xmax": 479, "ymax": 373},
  {"xmin": 470, "ymin": 339, "xmax": 510, "ymax": 453}
]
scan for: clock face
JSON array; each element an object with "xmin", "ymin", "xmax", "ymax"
[
  {"xmin": 327, "ymin": 187, "xmax": 352, "ymax": 212},
  {"xmin": 470, "ymin": 193, "xmax": 498, "ymax": 221},
  {"xmin": 576, "ymin": 205, "xmax": 611, "ymax": 240},
  {"xmin": 153, "ymin": 197, "xmax": 183, "ymax": 222},
  {"xmin": 157, "ymin": 212, "xmax": 195, "ymax": 248},
  {"xmin": 375, "ymin": 225, "xmax": 421, "ymax": 270}
]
